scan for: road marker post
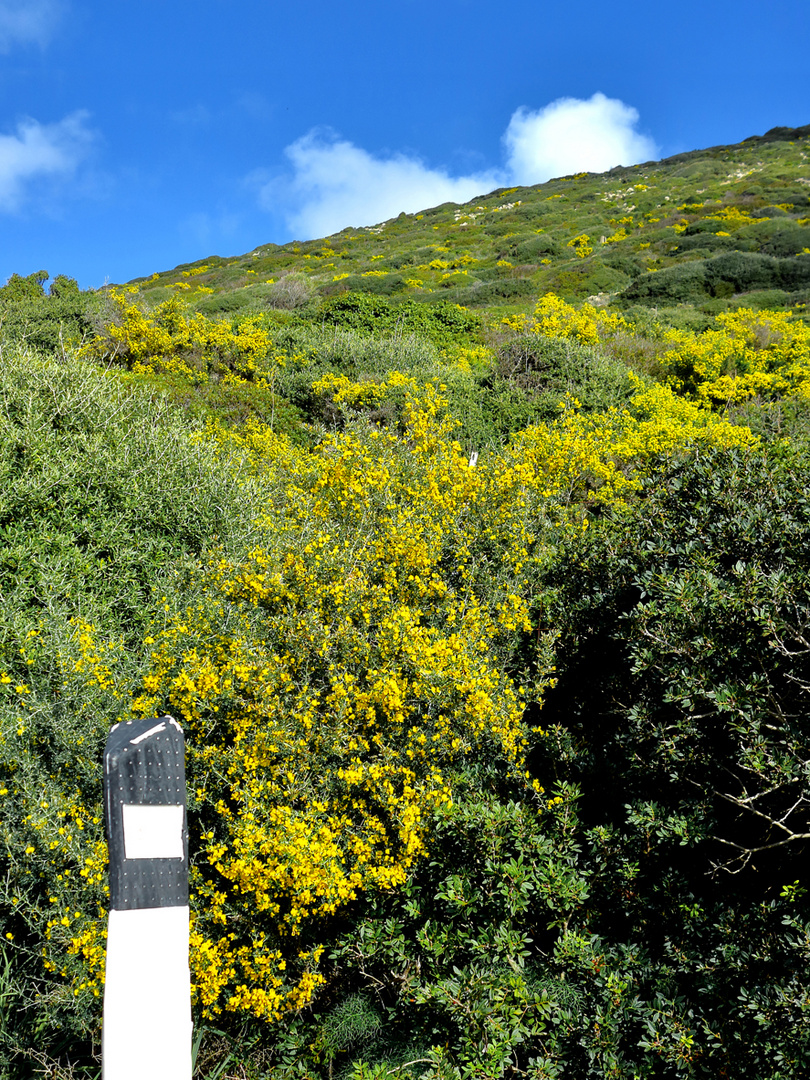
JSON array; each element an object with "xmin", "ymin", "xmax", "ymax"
[{"xmin": 102, "ymin": 716, "xmax": 192, "ymax": 1080}]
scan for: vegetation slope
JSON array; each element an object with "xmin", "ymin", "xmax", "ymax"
[{"xmin": 1, "ymin": 124, "xmax": 810, "ymax": 1080}]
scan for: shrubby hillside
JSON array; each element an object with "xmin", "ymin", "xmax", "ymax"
[
  {"xmin": 1, "ymin": 124, "xmax": 810, "ymax": 1080},
  {"xmin": 133, "ymin": 122, "xmax": 810, "ymax": 320}
]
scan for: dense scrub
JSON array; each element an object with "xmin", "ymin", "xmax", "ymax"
[{"xmin": 3, "ymin": 127, "xmax": 810, "ymax": 1074}]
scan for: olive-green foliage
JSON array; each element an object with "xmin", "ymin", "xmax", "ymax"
[
  {"xmin": 493, "ymin": 333, "xmax": 635, "ymax": 419},
  {"xmin": 444, "ymin": 278, "xmax": 537, "ymax": 306},
  {"xmin": 731, "ymin": 393, "xmax": 810, "ymax": 440},
  {"xmin": 124, "ymin": 366, "xmax": 308, "ymax": 444},
  {"xmin": 674, "ymin": 233, "xmax": 750, "ymax": 254},
  {"xmin": 196, "ymin": 291, "xmax": 253, "ymax": 314},
  {"xmin": 0, "ymin": 271, "xmax": 49, "ymax": 301},
  {"xmin": 547, "ymin": 260, "xmax": 630, "ymax": 300},
  {"xmin": 761, "ymin": 227, "xmax": 810, "ymax": 257},
  {"xmin": 0, "ymin": 344, "xmax": 264, "ymax": 1075},
  {"xmin": 499, "ymin": 234, "xmax": 561, "ymax": 261},
  {"xmin": 0, "ymin": 272, "xmax": 98, "ymax": 353},
  {"xmin": 0, "ymin": 348, "xmax": 254, "ymax": 641}
]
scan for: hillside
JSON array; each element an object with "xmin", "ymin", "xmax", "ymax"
[
  {"xmin": 2, "ymin": 125, "xmax": 810, "ymax": 1079},
  {"xmin": 135, "ymin": 123, "xmax": 810, "ymax": 321}
]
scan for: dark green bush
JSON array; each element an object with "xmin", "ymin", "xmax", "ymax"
[
  {"xmin": 761, "ymin": 227, "xmax": 810, "ymax": 257},
  {"xmin": 331, "ymin": 273, "xmax": 406, "ymax": 296},
  {"xmin": 383, "ymin": 252, "xmax": 414, "ymax": 270},
  {"xmin": 683, "ymin": 220, "xmax": 727, "ymax": 236},
  {"xmin": 533, "ymin": 443, "xmax": 810, "ymax": 1077},
  {"xmin": 621, "ymin": 263, "xmax": 708, "ymax": 304},
  {"xmin": 675, "ymin": 234, "xmax": 747, "ymax": 254},
  {"xmin": 548, "ymin": 261, "xmax": 629, "ymax": 300},
  {"xmin": 446, "ymin": 279, "xmax": 537, "ymax": 306},
  {"xmin": 622, "ymin": 252, "xmax": 810, "ymax": 304},
  {"xmin": 499, "ymin": 234, "xmax": 561, "ymax": 261},
  {"xmin": 709, "ymin": 251, "xmax": 810, "ymax": 292},
  {"xmin": 310, "ymin": 292, "xmax": 480, "ymax": 343},
  {"xmin": 196, "ymin": 290, "xmax": 252, "ymax": 314},
  {"xmin": 483, "ymin": 221, "xmax": 517, "ymax": 237},
  {"xmin": 49, "ymin": 275, "xmax": 81, "ymax": 299},
  {"xmin": 604, "ymin": 254, "xmax": 644, "ymax": 280},
  {"xmin": 751, "ymin": 206, "xmax": 791, "ymax": 218}
]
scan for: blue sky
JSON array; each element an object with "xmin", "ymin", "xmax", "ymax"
[{"xmin": 1, "ymin": 0, "xmax": 808, "ymax": 289}]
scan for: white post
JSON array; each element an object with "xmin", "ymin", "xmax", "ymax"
[{"xmin": 102, "ymin": 717, "xmax": 192, "ymax": 1080}]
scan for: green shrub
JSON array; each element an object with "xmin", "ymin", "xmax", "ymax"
[
  {"xmin": 499, "ymin": 234, "xmax": 561, "ymax": 261},
  {"xmin": 310, "ymin": 292, "xmax": 480, "ymax": 343},
  {"xmin": 0, "ymin": 344, "xmax": 264, "ymax": 1073},
  {"xmin": 682, "ymin": 220, "xmax": 725, "ymax": 236},
  {"xmin": 622, "ymin": 253, "xmax": 810, "ymax": 304},
  {"xmin": 494, "ymin": 333, "xmax": 635, "ymax": 416},
  {"xmin": 483, "ymin": 221, "xmax": 517, "ymax": 237},
  {"xmin": 445, "ymin": 279, "xmax": 536, "ymax": 306},
  {"xmin": 674, "ymin": 234, "xmax": 746, "ymax": 254},
  {"xmin": 196, "ymin": 290, "xmax": 252, "ymax": 314},
  {"xmin": 708, "ymin": 251, "xmax": 810, "ymax": 292},
  {"xmin": 603, "ymin": 254, "xmax": 644, "ymax": 280},
  {"xmin": 0, "ymin": 273, "xmax": 98, "ymax": 353},
  {"xmin": 328, "ymin": 273, "xmax": 406, "ymax": 297},
  {"xmin": 751, "ymin": 205, "xmax": 791, "ymax": 218},
  {"xmin": 0, "ymin": 270, "xmax": 49, "ymax": 301},
  {"xmin": 548, "ymin": 261, "xmax": 629, "ymax": 300},
  {"xmin": 534, "ymin": 443, "xmax": 810, "ymax": 1077},
  {"xmin": 761, "ymin": 227, "xmax": 810, "ymax": 256}
]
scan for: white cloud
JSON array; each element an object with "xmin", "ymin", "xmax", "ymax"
[
  {"xmin": 503, "ymin": 93, "xmax": 658, "ymax": 185},
  {"xmin": 255, "ymin": 93, "xmax": 658, "ymax": 240},
  {"xmin": 0, "ymin": 111, "xmax": 94, "ymax": 212},
  {"xmin": 257, "ymin": 129, "xmax": 505, "ymax": 238},
  {"xmin": 0, "ymin": 0, "xmax": 63, "ymax": 51}
]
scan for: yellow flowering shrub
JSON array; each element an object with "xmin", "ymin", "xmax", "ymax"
[
  {"xmin": 705, "ymin": 205, "xmax": 758, "ymax": 230},
  {"xmin": 531, "ymin": 294, "xmax": 628, "ymax": 346},
  {"xmin": 566, "ymin": 234, "xmax": 594, "ymax": 259},
  {"xmin": 129, "ymin": 377, "xmax": 752, "ymax": 1021},
  {"xmin": 41, "ymin": 366, "xmax": 745, "ymax": 1023},
  {"xmin": 81, "ymin": 287, "xmax": 284, "ymax": 389},
  {"xmin": 659, "ymin": 308, "xmax": 810, "ymax": 404},
  {"xmin": 10, "ymin": 312, "xmax": 758, "ymax": 1035},
  {"xmin": 519, "ymin": 295, "xmax": 810, "ymax": 416},
  {"xmin": 121, "ymin": 376, "xmax": 538, "ymax": 1021}
]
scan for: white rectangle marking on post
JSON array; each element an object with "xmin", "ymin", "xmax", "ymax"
[{"xmin": 122, "ymin": 804, "xmax": 184, "ymax": 860}]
